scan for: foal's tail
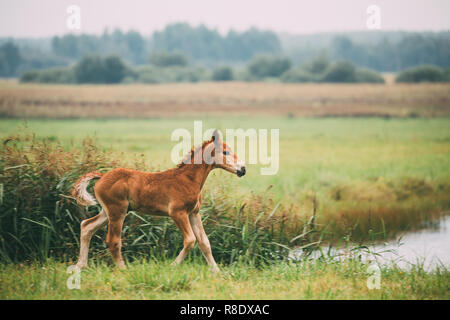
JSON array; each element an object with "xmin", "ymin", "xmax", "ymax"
[{"xmin": 71, "ymin": 171, "xmax": 103, "ymax": 206}]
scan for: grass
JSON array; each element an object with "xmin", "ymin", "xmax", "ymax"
[{"xmin": 1, "ymin": 258, "xmax": 448, "ymax": 299}]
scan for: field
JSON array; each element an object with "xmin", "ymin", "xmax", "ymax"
[
  {"xmin": 1, "ymin": 81, "xmax": 450, "ymax": 118},
  {"xmin": 1, "ymin": 82, "xmax": 449, "ymax": 299}
]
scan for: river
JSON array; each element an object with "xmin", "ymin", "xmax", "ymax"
[{"xmin": 294, "ymin": 215, "xmax": 450, "ymax": 272}]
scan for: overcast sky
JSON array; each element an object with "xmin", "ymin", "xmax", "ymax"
[{"xmin": 1, "ymin": 0, "xmax": 449, "ymax": 37}]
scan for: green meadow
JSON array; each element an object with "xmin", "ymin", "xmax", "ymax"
[{"xmin": 1, "ymin": 258, "xmax": 448, "ymax": 300}]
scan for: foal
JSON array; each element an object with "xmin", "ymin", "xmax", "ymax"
[{"xmin": 72, "ymin": 130, "xmax": 245, "ymax": 271}]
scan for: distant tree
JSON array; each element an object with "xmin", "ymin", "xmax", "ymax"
[
  {"xmin": 355, "ymin": 68, "xmax": 385, "ymax": 83},
  {"xmin": 73, "ymin": 54, "xmax": 127, "ymax": 84},
  {"xmin": 321, "ymin": 60, "xmax": 357, "ymax": 82},
  {"xmin": 52, "ymin": 30, "xmax": 148, "ymax": 66},
  {"xmin": 152, "ymin": 23, "xmax": 281, "ymax": 63},
  {"xmin": 17, "ymin": 52, "xmax": 68, "ymax": 74},
  {"xmin": 20, "ymin": 67, "xmax": 74, "ymax": 83},
  {"xmin": 396, "ymin": 65, "xmax": 447, "ymax": 83},
  {"xmin": 135, "ymin": 65, "xmax": 211, "ymax": 84},
  {"xmin": 247, "ymin": 55, "xmax": 292, "ymax": 79},
  {"xmin": 326, "ymin": 33, "xmax": 450, "ymax": 72},
  {"xmin": 52, "ymin": 34, "xmax": 81, "ymax": 59},
  {"xmin": 19, "ymin": 70, "xmax": 39, "ymax": 82},
  {"xmin": 395, "ymin": 35, "xmax": 450, "ymax": 70},
  {"xmin": 332, "ymin": 37, "xmax": 354, "ymax": 60},
  {"xmin": 103, "ymin": 55, "xmax": 128, "ymax": 83},
  {"xmin": 212, "ymin": 66, "xmax": 233, "ymax": 81},
  {"xmin": 302, "ymin": 55, "xmax": 330, "ymax": 74},
  {"xmin": 152, "ymin": 23, "xmax": 221, "ymax": 61},
  {"xmin": 280, "ymin": 69, "xmax": 316, "ymax": 83},
  {"xmin": 443, "ymin": 69, "xmax": 450, "ymax": 82},
  {"xmin": 224, "ymin": 28, "xmax": 281, "ymax": 61},
  {"xmin": 73, "ymin": 54, "xmax": 105, "ymax": 83},
  {"xmin": 124, "ymin": 30, "xmax": 146, "ymax": 64},
  {"xmin": 0, "ymin": 42, "xmax": 22, "ymax": 76},
  {"xmin": 149, "ymin": 52, "xmax": 188, "ymax": 67}
]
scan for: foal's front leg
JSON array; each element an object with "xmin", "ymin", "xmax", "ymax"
[
  {"xmin": 169, "ymin": 209, "xmax": 196, "ymax": 265},
  {"xmin": 189, "ymin": 212, "xmax": 219, "ymax": 272}
]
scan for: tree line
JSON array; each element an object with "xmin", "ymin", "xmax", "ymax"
[
  {"xmin": 1, "ymin": 23, "xmax": 450, "ymax": 78},
  {"xmin": 19, "ymin": 51, "xmax": 450, "ymax": 84},
  {"xmin": 18, "ymin": 53, "xmax": 385, "ymax": 84}
]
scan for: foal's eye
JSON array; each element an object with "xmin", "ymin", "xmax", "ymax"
[{"xmin": 223, "ymin": 151, "xmax": 230, "ymax": 155}]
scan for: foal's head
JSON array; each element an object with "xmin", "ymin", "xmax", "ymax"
[
  {"xmin": 180, "ymin": 129, "xmax": 246, "ymax": 177},
  {"xmin": 207, "ymin": 129, "xmax": 246, "ymax": 177}
]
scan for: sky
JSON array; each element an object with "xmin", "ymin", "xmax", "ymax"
[{"xmin": 1, "ymin": 0, "xmax": 450, "ymax": 37}]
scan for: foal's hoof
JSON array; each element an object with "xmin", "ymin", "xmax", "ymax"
[
  {"xmin": 76, "ymin": 263, "xmax": 87, "ymax": 269},
  {"xmin": 211, "ymin": 266, "xmax": 220, "ymax": 273}
]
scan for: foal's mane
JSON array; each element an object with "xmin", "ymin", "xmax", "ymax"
[{"xmin": 177, "ymin": 138, "xmax": 214, "ymax": 168}]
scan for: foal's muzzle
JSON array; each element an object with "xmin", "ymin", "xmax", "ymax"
[{"xmin": 236, "ymin": 166, "xmax": 246, "ymax": 177}]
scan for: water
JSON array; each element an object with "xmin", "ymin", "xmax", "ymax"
[{"xmin": 294, "ymin": 215, "xmax": 450, "ymax": 271}]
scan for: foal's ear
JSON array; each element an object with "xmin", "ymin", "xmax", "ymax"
[{"xmin": 212, "ymin": 129, "xmax": 223, "ymax": 147}]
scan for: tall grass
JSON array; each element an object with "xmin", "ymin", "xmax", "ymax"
[{"xmin": 0, "ymin": 134, "xmax": 308, "ymax": 264}]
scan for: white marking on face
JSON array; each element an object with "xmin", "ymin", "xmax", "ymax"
[{"xmin": 233, "ymin": 160, "xmax": 245, "ymax": 172}]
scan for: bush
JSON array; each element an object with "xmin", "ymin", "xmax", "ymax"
[
  {"xmin": 355, "ymin": 68, "xmax": 385, "ymax": 83},
  {"xmin": 302, "ymin": 55, "xmax": 330, "ymax": 75},
  {"xmin": 19, "ymin": 70, "xmax": 40, "ymax": 83},
  {"xmin": 247, "ymin": 55, "xmax": 292, "ymax": 79},
  {"xmin": 280, "ymin": 58, "xmax": 384, "ymax": 84},
  {"xmin": 281, "ymin": 59, "xmax": 384, "ymax": 84},
  {"xmin": 73, "ymin": 54, "xmax": 105, "ymax": 83},
  {"xmin": 212, "ymin": 66, "xmax": 233, "ymax": 81},
  {"xmin": 102, "ymin": 55, "xmax": 128, "ymax": 84},
  {"xmin": 135, "ymin": 65, "xmax": 210, "ymax": 84},
  {"xmin": 149, "ymin": 52, "xmax": 188, "ymax": 67},
  {"xmin": 321, "ymin": 60, "xmax": 357, "ymax": 83},
  {"xmin": 74, "ymin": 54, "xmax": 128, "ymax": 84},
  {"xmin": 280, "ymin": 69, "xmax": 316, "ymax": 83},
  {"xmin": 232, "ymin": 67, "xmax": 254, "ymax": 81},
  {"xmin": 20, "ymin": 67, "xmax": 74, "ymax": 84},
  {"xmin": 443, "ymin": 69, "xmax": 450, "ymax": 82},
  {"xmin": 396, "ymin": 65, "xmax": 448, "ymax": 83},
  {"xmin": 136, "ymin": 67, "xmax": 161, "ymax": 84}
]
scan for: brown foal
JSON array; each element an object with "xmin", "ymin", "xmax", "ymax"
[{"xmin": 72, "ymin": 130, "xmax": 246, "ymax": 271}]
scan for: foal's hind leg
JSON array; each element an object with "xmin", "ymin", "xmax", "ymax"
[
  {"xmin": 105, "ymin": 202, "xmax": 128, "ymax": 269},
  {"xmin": 76, "ymin": 210, "xmax": 108, "ymax": 269}
]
